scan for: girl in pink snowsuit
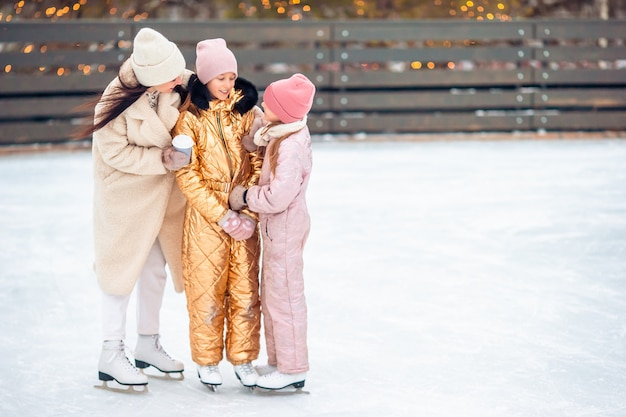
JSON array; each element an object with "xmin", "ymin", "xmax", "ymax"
[{"xmin": 229, "ymin": 73, "xmax": 315, "ymax": 390}]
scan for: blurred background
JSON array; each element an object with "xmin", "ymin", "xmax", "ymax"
[
  {"xmin": 1, "ymin": 1, "xmax": 625, "ymax": 149},
  {"xmin": 2, "ymin": 0, "xmax": 625, "ymax": 20}
]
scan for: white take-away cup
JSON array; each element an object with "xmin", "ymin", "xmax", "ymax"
[{"xmin": 172, "ymin": 134, "xmax": 194, "ymax": 156}]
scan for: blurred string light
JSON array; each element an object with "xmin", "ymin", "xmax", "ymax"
[
  {"xmin": 2, "ymin": 0, "xmax": 513, "ymax": 21},
  {"xmin": 242, "ymin": 0, "xmax": 312, "ymax": 20},
  {"xmin": 2, "ymin": 0, "xmax": 515, "ymax": 76},
  {"xmin": 355, "ymin": 0, "xmax": 365, "ymax": 16},
  {"xmin": 347, "ymin": 0, "xmax": 510, "ymax": 20},
  {"xmin": 2, "ymin": 0, "xmax": 140, "ymax": 76},
  {"xmin": 2, "ymin": 0, "xmax": 148, "ymax": 21},
  {"xmin": 449, "ymin": 0, "xmax": 510, "ymax": 21}
]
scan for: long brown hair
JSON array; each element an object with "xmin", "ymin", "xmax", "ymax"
[
  {"xmin": 264, "ymin": 122, "xmax": 292, "ymax": 176},
  {"xmin": 74, "ymin": 77, "xmax": 186, "ymax": 140},
  {"xmin": 74, "ymin": 77, "xmax": 146, "ymax": 140}
]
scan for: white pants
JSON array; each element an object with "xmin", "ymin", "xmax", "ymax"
[{"xmin": 101, "ymin": 240, "xmax": 167, "ymax": 341}]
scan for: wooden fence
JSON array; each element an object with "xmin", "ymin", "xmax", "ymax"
[{"xmin": 1, "ymin": 19, "xmax": 625, "ymax": 146}]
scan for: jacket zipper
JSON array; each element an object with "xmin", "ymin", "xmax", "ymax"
[{"xmin": 216, "ymin": 113, "xmax": 234, "ymax": 180}]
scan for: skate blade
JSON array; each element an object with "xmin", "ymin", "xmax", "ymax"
[
  {"xmin": 94, "ymin": 380, "xmax": 148, "ymax": 394},
  {"xmin": 235, "ymin": 374, "xmax": 257, "ymax": 391},
  {"xmin": 163, "ymin": 371, "xmax": 184, "ymax": 381},
  {"xmin": 237, "ymin": 384, "xmax": 256, "ymax": 393},
  {"xmin": 253, "ymin": 386, "xmax": 310, "ymax": 396},
  {"xmin": 140, "ymin": 368, "xmax": 185, "ymax": 381},
  {"xmin": 201, "ymin": 382, "xmax": 220, "ymax": 392}
]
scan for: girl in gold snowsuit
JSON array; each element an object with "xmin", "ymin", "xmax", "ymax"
[{"xmin": 172, "ymin": 38, "xmax": 264, "ymax": 388}]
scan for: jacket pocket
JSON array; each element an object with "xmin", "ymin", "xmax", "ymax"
[{"xmin": 262, "ymin": 217, "xmax": 272, "ymax": 242}]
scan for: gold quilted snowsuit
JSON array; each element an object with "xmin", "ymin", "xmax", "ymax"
[{"xmin": 173, "ymin": 89, "xmax": 262, "ymax": 366}]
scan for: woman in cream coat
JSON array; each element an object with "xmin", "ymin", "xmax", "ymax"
[{"xmin": 87, "ymin": 28, "xmax": 192, "ymax": 390}]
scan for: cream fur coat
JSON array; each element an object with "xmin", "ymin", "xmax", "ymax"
[{"xmin": 92, "ymin": 60, "xmax": 191, "ymax": 296}]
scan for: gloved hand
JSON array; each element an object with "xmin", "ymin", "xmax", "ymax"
[
  {"xmin": 218, "ymin": 210, "xmax": 256, "ymax": 241},
  {"xmin": 218, "ymin": 210, "xmax": 242, "ymax": 235},
  {"xmin": 241, "ymin": 106, "xmax": 264, "ymax": 152},
  {"xmin": 229, "ymin": 213, "xmax": 256, "ymax": 241},
  {"xmin": 229, "ymin": 185, "xmax": 248, "ymax": 211},
  {"xmin": 161, "ymin": 146, "xmax": 190, "ymax": 171}
]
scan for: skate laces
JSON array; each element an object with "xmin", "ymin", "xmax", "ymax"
[
  {"xmin": 152, "ymin": 335, "xmax": 174, "ymax": 360},
  {"xmin": 107, "ymin": 343, "xmax": 140, "ymax": 374},
  {"xmin": 200, "ymin": 365, "xmax": 220, "ymax": 375},
  {"xmin": 236, "ymin": 362, "xmax": 255, "ymax": 376}
]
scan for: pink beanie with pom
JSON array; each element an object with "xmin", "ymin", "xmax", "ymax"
[
  {"xmin": 263, "ymin": 73, "xmax": 316, "ymax": 123},
  {"xmin": 195, "ymin": 38, "xmax": 238, "ymax": 84}
]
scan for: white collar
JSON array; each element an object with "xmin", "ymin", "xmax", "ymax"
[{"xmin": 253, "ymin": 116, "xmax": 307, "ymax": 147}]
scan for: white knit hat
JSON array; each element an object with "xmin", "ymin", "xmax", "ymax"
[{"xmin": 131, "ymin": 28, "xmax": 186, "ymax": 87}]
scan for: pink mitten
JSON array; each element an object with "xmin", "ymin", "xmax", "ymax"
[
  {"xmin": 218, "ymin": 210, "xmax": 242, "ymax": 235},
  {"xmin": 229, "ymin": 214, "xmax": 256, "ymax": 241}
]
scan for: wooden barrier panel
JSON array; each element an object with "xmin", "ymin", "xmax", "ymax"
[
  {"xmin": 330, "ymin": 90, "xmax": 533, "ymax": 111},
  {"xmin": 329, "ymin": 112, "xmax": 534, "ymax": 133},
  {"xmin": 0, "ymin": 19, "xmax": 625, "ymax": 147},
  {"xmin": 331, "ymin": 69, "xmax": 535, "ymax": 88},
  {"xmin": 533, "ymin": 88, "xmax": 626, "ymax": 109},
  {"xmin": 533, "ymin": 111, "xmax": 626, "ymax": 130}
]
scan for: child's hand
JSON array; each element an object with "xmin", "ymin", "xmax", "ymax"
[
  {"xmin": 161, "ymin": 146, "xmax": 190, "ymax": 171},
  {"xmin": 229, "ymin": 214, "xmax": 256, "ymax": 241},
  {"xmin": 229, "ymin": 185, "xmax": 248, "ymax": 211},
  {"xmin": 219, "ymin": 210, "xmax": 242, "ymax": 234},
  {"xmin": 218, "ymin": 210, "xmax": 255, "ymax": 241}
]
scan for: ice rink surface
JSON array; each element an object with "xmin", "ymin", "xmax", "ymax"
[{"xmin": 1, "ymin": 138, "xmax": 625, "ymax": 416}]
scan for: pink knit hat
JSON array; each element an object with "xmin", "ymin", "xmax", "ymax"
[
  {"xmin": 263, "ymin": 73, "xmax": 316, "ymax": 123},
  {"xmin": 195, "ymin": 38, "xmax": 238, "ymax": 84}
]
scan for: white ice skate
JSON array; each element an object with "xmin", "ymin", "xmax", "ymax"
[
  {"xmin": 255, "ymin": 370, "xmax": 307, "ymax": 392},
  {"xmin": 134, "ymin": 334, "xmax": 184, "ymax": 379},
  {"xmin": 197, "ymin": 365, "xmax": 222, "ymax": 391},
  {"xmin": 96, "ymin": 340, "xmax": 148, "ymax": 393},
  {"xmin": 233, "ymin": 362, "xmax": 259, "ymax": 388}
]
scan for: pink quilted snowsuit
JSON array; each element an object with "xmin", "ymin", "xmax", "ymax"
[{"xmin": 245, "ymin": 126, "xmax": 312, "ymax": 374}]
